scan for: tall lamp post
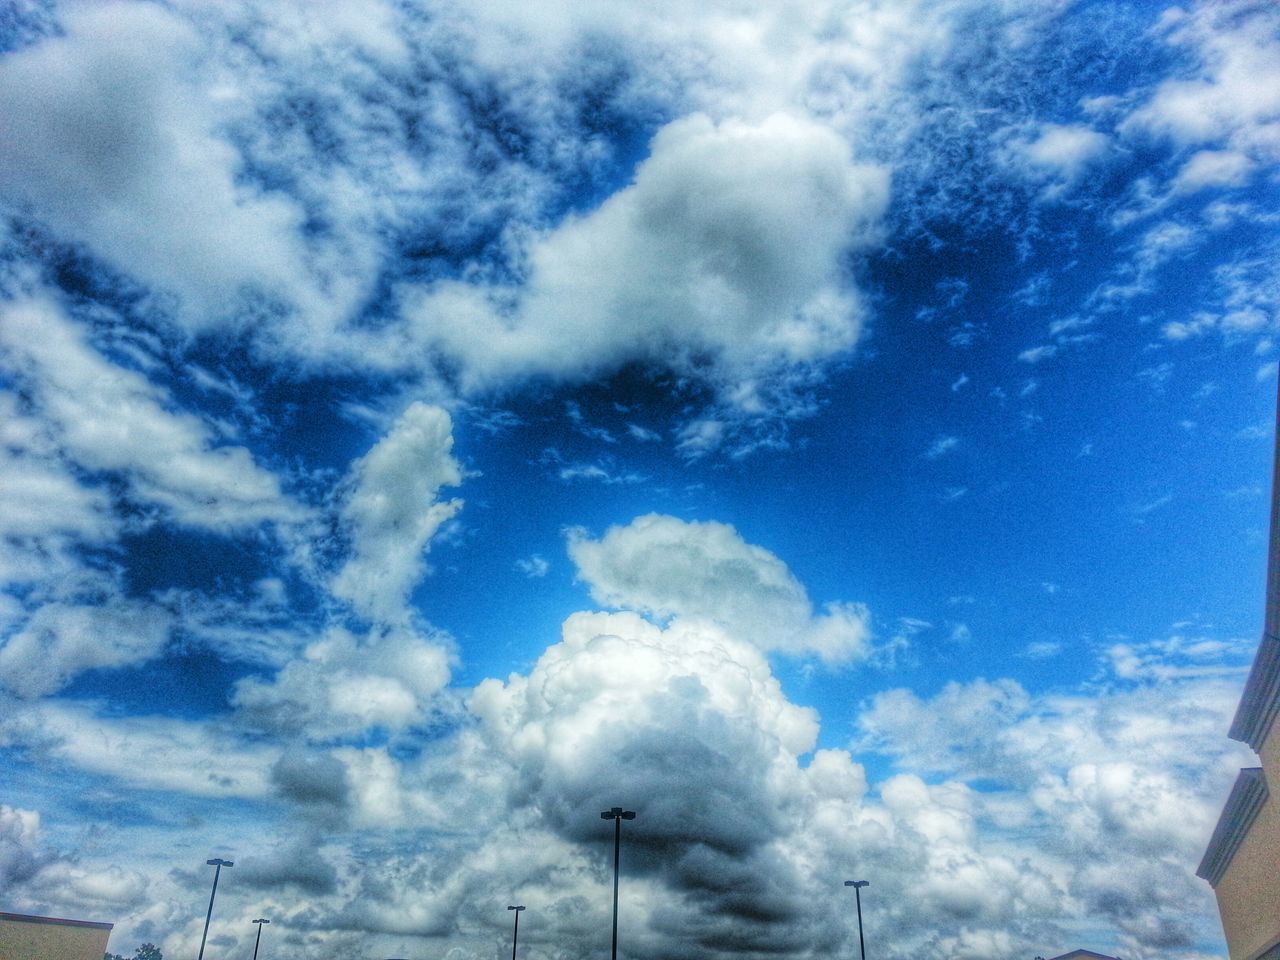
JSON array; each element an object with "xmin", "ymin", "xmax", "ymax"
[
  {"xmin": 197, "ymin": 858, "xmax": 233, "ymax": 960},
  {"xmin": 251, "ymin": 918, "xmax": 270, "ymax": 960},
  {"xmin": 843, "ymin": 879, "xmax": 869, "ymax": 960},
  {"xmin": 600, "ymin": 807, "xmax": 636, "ymax": 960},
  {"xmin": 507, "ymin": 905, "xmax": 525, "ymax": 960}
]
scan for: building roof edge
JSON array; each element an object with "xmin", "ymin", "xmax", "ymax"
[
  {"xmin": 1230, "ymin": 633, "xmax": 1280, "ymax": 750},
  {"xmin": 1196, "ymin": 767, "xmax": 1268, "ymax": 887},
  {"xmin": 0, "ymin": 911, "xmax": 114, "ymax": 931},
  {"xmin": 1232, "ymin": 379, "xmax": 1280, "ymax": 751}
]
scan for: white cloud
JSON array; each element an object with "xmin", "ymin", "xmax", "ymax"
[
  {"xmin": 0, "ymin": 0, "xmax": 1151, "ymax": 436},
  {"xmin": 232, "ymin": 625, "xmax": 452, "ymax": 741},
  {"xmin": 1122, "ymin": 2, "xmax": 1280, "ymax": 159},
  {"xmin": 1106, "ymin": 634, "xmax": 1249, "ymax": 683},
  {"xmin": 1163, "ymin": 312, "xmax": 1219, "ymax": 341},
  {"xmin": 0, "ymin": 296, "xmax": 310, "ymax": 698},
  {"xmin": 0, "ymin": 400, "xmax": 116, "ymax": 589},
  {"xmin": 0, "ymin": 597, "xmax": 1253, "ymax": 959},
  {"xmin": 556, "ymin": 461, "xmax": 646, "ymax": 485},
  {"xmin": 567, "ymin": 514, "xmax": 873, "ymax": 663},
  {"xmin": 402, "ymin": 113, "xmax": 889, "ymax": 408},
  {"xmin": 1, "ymin": 703, "xmax": 277, "ymax": 799},
  {"xmin": 0, "ymin": 4, "xmax": 322, "ymax": 325},
  {"xmin": 0, "ymin": 805, "xmax": 44, "ymax": 892},
  {"xmin": 1171, "ymin": 148, "xmax": 1254, "ymax": 194},
  {"xmin": 1000, "ymin": 122, "xmax": 1109, "ymax": 196},
  {"xmin": 1137, "ymin": 221, "xmax": 1199, "ymax": 271},
  {"xmin": 628, "ymin": 423, "xmax": 663, "ymax": 442},
  {"xmin": 1093, "ymin": 221, "xmax": 1201, "ymax": 301},
  {"xmin": 28, "ymin": 860, "xmax": 151, "ymax": 910},
  {"xmin": 0, "ymin": 599, "xmax": 173, "ymax": 699},
  {"xmin": 452, "ymin": 608, "xmax": 1249, "ymax": 959},
  {"xmin": 925, "ymin": 435, "xmax": 960, "ymax": 459},
  {"xmin": 515, "ymin": 554, "xmax": 550, "ymax": 578},
  {"xmin": 1023, "ymin": 640, "xmax": 1062, "ymax": 658},
  {"xmin": 330, "ymin": 403, "xmax": 464, "ymax": 623},
  {"xmin": 675, "ymin": 418, "xmax": 729, "ymax": 458},
  {"xmin": 853, "ymin": 663, "xmax": 1251, "ymax": 953},
  {"xmin": 0, "ymin": 3, "xmax": 1270, "ymax": 958},
  {"xmin": 465, "ymin": 609, "xmax": 833, "ymax": 942},
  {"xmin": 470, "ymin": 609, "xmax": 820, "ymax": 775},
  {"xmin": 1023, "ymin": 123, "xmax": 1109, "ymax": 173},
  {"xmin": 1107, "ymin": 2, "xmax": 1280, "ymax": 227},
  {"xmin": 0, "ymin": 415, "xmax": 112, "ymax": 545},
  {"xmin": 0, "ymin": 298, "xmax": 300, "ymax": 531},
  {"xmin": 1018, "ymin": 345, "xmax": 1057, "ymax": 364}
]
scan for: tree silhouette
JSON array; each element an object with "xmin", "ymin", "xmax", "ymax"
[{"xmin": 104, "ymin": 944, "xmax": 162, "ymax": 960}]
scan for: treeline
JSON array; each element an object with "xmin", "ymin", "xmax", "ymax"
[{"xmin": 105, "ymin": 944, "xmax": 162, "ymax": 960}]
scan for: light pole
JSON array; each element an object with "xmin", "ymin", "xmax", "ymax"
[
  {"xmin": 197, "ymin": 858, "xmax": 233, "ymax": 960},
  {"xmin": 507, "ymin": 905, "xmax": 525, "ymax": 960},
  {"xmin": 251, "ymin": 918, "xmax": 270, "ymax": 960},
  {"xmin": 843, "ymin": 879, "xmax": 869, "ymax": 960},
  {"xmin": 600, "ymin": 807, "xmax": 636, "ymax": 960}
]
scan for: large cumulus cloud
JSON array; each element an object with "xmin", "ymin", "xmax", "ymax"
[
  {"xmin": 466, "ymin": 610, "xmax": 846, "ymax": 958},
  {"xmin": 0, "ymin": 561, "xmax": 1252, "ymax": 960}
]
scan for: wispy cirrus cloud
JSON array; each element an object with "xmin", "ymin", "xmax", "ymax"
[{"xmin": 0, "ymin": 298, "xmax": 302, "ymax": 532}]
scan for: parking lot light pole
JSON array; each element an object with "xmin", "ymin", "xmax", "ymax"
[
  {"xmin": 844, "ymin": 879, "xmax": 869, "ymax": 960},
  {"xmin": 198, "ymin": 858, "xmax": 233, "ymax": 960},
  {"xmin": 507, "ymin": 905, "xmax": 525, "ymax": 960},
  {"xmin": 600, "ymin": 807, "xmax": 636, "ymax": 960},
  {"xmin": 251, "ymin": 918, "xmax": 270, "ymax": 960}
]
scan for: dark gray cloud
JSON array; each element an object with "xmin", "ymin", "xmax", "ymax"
[
  {"xmin": 270, "ymin": 751, "xmax": 351, "ymax": 811},
  {"xmin": 235, "ymin": 840, "xmax": 340, "ymax": 896}
]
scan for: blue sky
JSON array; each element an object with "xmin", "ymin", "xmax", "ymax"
[{"xmin": 1, "ymin": 1, "xmax": 1278, "ymax": 958}]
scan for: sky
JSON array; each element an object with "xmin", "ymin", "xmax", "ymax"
[{"xmin": 0, "ymin": 1, "xmax": 1278, "ymax": 958}]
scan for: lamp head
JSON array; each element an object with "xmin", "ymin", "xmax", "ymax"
[
  {"xmin": 601, "ymin": 807, "xmax": 637, "ymax": 819},
  {"xmin": 844, "ymin": 879, "xmax": 869, "ymax": 889},
  {"xmin": 253, "ymin": 919, "xmax": 270, "ymax": 925},
  {"xmin": 206, "ymin": 858, "xmax": 234, "ymax": 867},
  {"xmin": 508, "ymin": 905, "xmax": 525, "ymax": 912}
]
